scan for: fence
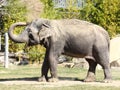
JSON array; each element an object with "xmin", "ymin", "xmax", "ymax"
[
  {"xmin": 0, "ymin": 33, "xmax": 9, "ymax": 68},
  {"xmin": 53, "ymin": 0, "xmax": 86, "ymax": 8}
]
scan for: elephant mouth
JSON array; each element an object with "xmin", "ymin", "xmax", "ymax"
[{"xmin": 27, "ymin": 39, "xmax": 38, "ymax": 46}]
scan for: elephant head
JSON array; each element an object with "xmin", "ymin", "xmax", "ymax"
[{"xmin": 8, "ymin": 19, "xmax": 52, "ymax": 46}]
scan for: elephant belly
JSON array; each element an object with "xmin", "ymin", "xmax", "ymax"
[
  {"xmin": 63, "ymin": 45, "xmax": 91, "ymax": 58},
  {"xmin": 63, "ymin": 52, "xmax": 85, "ymax": 58},
  {"xmin": 62, "ymin": 35, "xmax": 94, "ymax": 58}
]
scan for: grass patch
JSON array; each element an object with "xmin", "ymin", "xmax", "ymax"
[
  {"xmin": 0, "ymin": 84, "xmax": 120, "ymax": 90},
  {"xmin": 0, "ymin": 64, "xmax": 120, "ymax": 90}
]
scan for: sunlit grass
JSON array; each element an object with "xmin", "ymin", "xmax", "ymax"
[{"xmin": 0, "ymin": 64, "xmax": 120, "ymax": 90}]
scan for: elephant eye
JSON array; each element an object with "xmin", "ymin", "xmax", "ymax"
[
  {"xmin": 28, "ymin": 30, "xmax": 34, "ymax": 40},
  {"xmin": 28, "ymin": 28, "xmax": 32, "ymax": 33},
  {"xmin": 29, "ymin": 34, "xmax": 34, "ymax": 40}
]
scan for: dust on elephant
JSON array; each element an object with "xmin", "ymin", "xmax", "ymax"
[{"xmin": 8, "ymin": 18, "xmax": 112, "ymax": 82}]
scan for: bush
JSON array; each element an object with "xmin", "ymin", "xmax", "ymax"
[{"xmin": 25, "ymin": 45, "xmax": 45, "ymax": 64}]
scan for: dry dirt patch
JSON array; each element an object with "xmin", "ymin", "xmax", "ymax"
[{"xmin": 0, "ymin": 79, "xmax": 120, "ymax": 87}]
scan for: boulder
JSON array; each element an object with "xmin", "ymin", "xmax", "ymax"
[{"xmin": 110, "ymin": 36, "xmax": 120, "ymax": 67}]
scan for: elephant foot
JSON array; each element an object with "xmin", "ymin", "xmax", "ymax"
[
  {"xmin": 84, "ymin": 77, "xmax": 96, "ymax": 82},
  {"xmin": 38, "ymin": 76, "xmax": 47, "ymax": 82},
  {"xmin": 84, "ymin": 72, "xmax": 96, "ymax": 82},
  {"xmin": 48, "ymin": 77, "xmax": 59, "ymax": 82}
]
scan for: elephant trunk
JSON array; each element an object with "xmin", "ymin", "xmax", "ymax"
[{"xmin": 8, "ymin": 22, "xmax": 28, "ymax": 43}]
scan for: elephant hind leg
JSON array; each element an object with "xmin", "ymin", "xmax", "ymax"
[
  {"xmin": 84, "ymin": 59, "xmax": 97, "ymax": 82},
  {"xmin": 96, "ymin": 55, "xmax": 112, "ymax": 83},
  {"xmin": 94, "ymin": 48, "xmax": 112, "ymax": 83}
]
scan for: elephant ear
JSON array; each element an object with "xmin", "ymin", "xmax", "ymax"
[{"xmin": 38, "ymin": 23, "xmax": 52, "ymax": 41}]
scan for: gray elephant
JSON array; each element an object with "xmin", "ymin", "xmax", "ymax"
[{"xmin": 8, "ymin": 18, "xmax": 112, "ymax": 82}]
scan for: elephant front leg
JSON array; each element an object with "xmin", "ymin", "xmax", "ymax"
[
  {"xmin": 48, "ymin": 55, "xmax": 58, "ymax": 82},
  {"xmin": 38, "ymin": 60, "xmax": 49, "ymax": 82},
  {"xmin": 38, "ymin": 52, "xmax": 49, "ymax": 82}
]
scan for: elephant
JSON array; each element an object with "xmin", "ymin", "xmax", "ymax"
[{"xmin": 8, "ymin": 18, "xmax": 112, "ymax": 82}]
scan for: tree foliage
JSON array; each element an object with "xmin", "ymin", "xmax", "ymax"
[
  {"xmin": 40, "ymin": 0, "xmax": 120, "ymax": 37},
  {"xmin": 1, "ymin": 0, "xmax": 119, "ymax": 63},
  {"xmin": 40, "ymin": 0, "xmax": 81, "ymax": 19},
  {"xmin": 80, "ymin": 0, "xmax": 120, "ymax": 37},
  {"xmin": 40, "ymin": 0, "xmax": 62, "ymax": 19},
  {"xmin": 3, "ymin": 0, "xmax": 27, "ymax": 52},
  {"xmin": 3, "ymin": 0, "xmax": 45, "ymax": 63}
]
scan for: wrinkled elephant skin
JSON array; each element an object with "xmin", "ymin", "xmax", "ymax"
[{"xmin": 8, "ymin": 19, "xmax": 112, "ymax": 83}]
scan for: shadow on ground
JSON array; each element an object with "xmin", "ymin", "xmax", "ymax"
[{"xmin": 0, "ymin": 77, "xmax": 84, "ymax": 82}]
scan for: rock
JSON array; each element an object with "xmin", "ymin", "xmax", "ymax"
[
  {"xmin": 109, "ymin": 36, "xmax": 120, "ymax": 68},
  {"xmin": 110, "ymin": 60, "xmax": 120, "ymax": 68},
  {"xmin": 72, "ymin": 58, "xmax": 88, "ymax": 68}
]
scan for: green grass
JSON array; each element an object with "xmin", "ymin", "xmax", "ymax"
[
  {"xmin": 0, "ymin": 65, "xmax": 40, "ymax": 79},
  {"xmin": 0, "ymin": 64, "xmax": 120, "ymax": 90}
]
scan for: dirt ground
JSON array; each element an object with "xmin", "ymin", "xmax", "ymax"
[{"xmin": 0, "ymin": 78, "xmax": 120, "ymax": 87}]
